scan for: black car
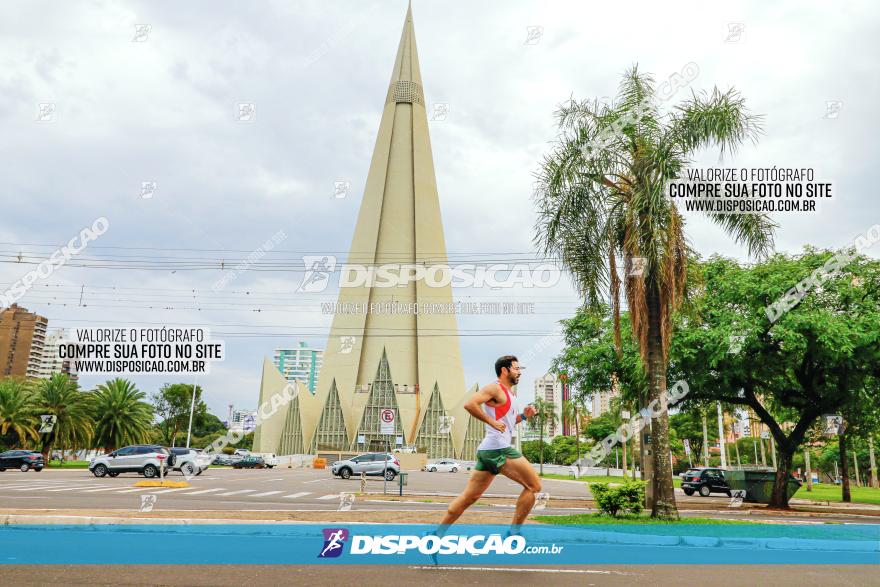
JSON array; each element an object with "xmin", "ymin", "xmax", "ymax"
[
  {"xmin": 0, "ymin": 450, "xmax": 45, "ymax": 472},
  {"xmin": 680, "ymin": 467, "xmax": 731, "ymax": 497}
]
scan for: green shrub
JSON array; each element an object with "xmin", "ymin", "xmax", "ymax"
[{"xmin": 589, "ymin": 480, "xmax": 646, "ymax": 517}]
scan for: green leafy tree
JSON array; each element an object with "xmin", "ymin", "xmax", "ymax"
[
  {"xmin": 585, "ymin": 412, "xmax": 618, "ymax": 445},
  {"xmin": 91, "ymin": 378, "xmax": 154, "ymax": 453},
  {"xmin": 37, "ymin": 373, "xmax": 93, "ymax": 459},
  {"xmin": 670, "ymin": 252, "xmax": 880, "ymax": 507},
  {"xmin": 535, "ymin": 65, "xmax": 772, "ymax": 518},
  {"xmin": 522, "ymin": 440, "xmax": 553, "ymax": 465},
  {"xmin": 0, "ymin": 378, "xmax": 39, "ymax": 447},
  {"xmin": 152, "ymin": 383, "xmax": 207, "ymax": 446}
]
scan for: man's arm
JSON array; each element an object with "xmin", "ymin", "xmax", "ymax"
[
  {"xmin": 515, "ymin": 404, "xmax": 537, "ymax": 425},
  {"xmin": 464, "ymin": 383, "xmax": 507, "ymax": 433}
]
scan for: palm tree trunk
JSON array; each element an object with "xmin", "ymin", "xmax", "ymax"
[
  {"xmin": 646, "ymin": 283, "xmax": 678, "ymax": 519},
  {"xmin": 840, "ymin": 429, "xmax": 851, "ymax": 502}
]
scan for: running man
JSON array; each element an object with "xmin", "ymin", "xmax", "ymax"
[{"xmin": 440, "ymin": 355, "xmax": 540, "ymax": 529}]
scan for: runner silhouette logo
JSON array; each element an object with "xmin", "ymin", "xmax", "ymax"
[{"xmin": 319, "ymin": 528, "xmax": 349, "ymax": 558}]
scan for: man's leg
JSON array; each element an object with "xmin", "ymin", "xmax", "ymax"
[
  {"xmin": 440, "ymin": 469, "xmax": 495, "ymax": 527},
  {"xmin": 499, "ymin": 456, "xmax": 542, "ymax": 527}
]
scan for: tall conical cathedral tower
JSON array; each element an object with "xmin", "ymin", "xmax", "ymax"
[{"xmin": 255, "ymin": 4, "xmax": 477, "ymax": 459}]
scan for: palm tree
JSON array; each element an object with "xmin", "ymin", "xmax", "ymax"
[
  {"xmin": 0, "ymin": 378, "xmax": 39, "ymax": 446},
  {"xmin": 562, "ymin": 397, "xmax": 586, "ymax": 464},
  {"xmin": 532, "ymin": 397, "xmax": 558, "ymax": 475},
  {"xmin": 36, "ymin": 373, "xmax": 93, "ymax": 460},
  {"xmin": 91, "ymin": 378, "xmax": 154, "ymax": 453},
  {"xmin": 534, "ymin": 66, "xmax": 775, "ymax": 518}
]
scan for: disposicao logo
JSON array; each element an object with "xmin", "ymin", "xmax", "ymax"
[{"xmin": 319, "ymin": 528, "xmax": 349, "ymax": 558}]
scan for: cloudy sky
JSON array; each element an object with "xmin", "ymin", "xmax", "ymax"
[{"xmin": 1, "ymin": 0, "xmax": 877, "ymax": 417}]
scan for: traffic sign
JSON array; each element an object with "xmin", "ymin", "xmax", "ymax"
[{"xmin": 380, "ymin": 408, "xmax": 395, "ymax": 435}]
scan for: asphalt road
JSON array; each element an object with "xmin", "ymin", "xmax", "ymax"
[
  {"xmin": 1, "ymin": 468, "xmax": 876, "ymax": 524},
  {"xmin": 0, "ymin": 467, "xmax": 591, "ymax": 515}
]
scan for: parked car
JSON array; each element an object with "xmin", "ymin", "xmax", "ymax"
[
  {"xmin": 680, "ymin": 467, "xmax": 731, "ymax": 497},
  {"xmin": 89, "ymin": 445, "xmax": 172, "ymax": 478},
  {"xmin": 169, "ymin": 447, "xmax": 211, "ymax": 476},
  {"xmin": 251, "ymin": 452, "xmax": 278, "ymax": 468},
  {"xmin": 0, "ymin": 450, "xmax": 45, "ymax": 472},
  {"xmin": 424, "ymin": 460, "xmax": 460, "ymax": 473},
  {"xmin": 232, "ymin": 455, "xmax": 266, "ymax": 469},
  {"xmin": 213, "ymin": 454, "xmax": 244, "ymax": 466},
  {"xmin": 331, "ymin": 453, "xmax": 400, "ymax": 480},
  {"xmin": 233, "ymin": 449, "xmax": 251, "ymax": 457}
]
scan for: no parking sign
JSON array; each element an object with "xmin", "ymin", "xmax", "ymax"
[{"xmin": 380, "ymin": 408, "xmax": 395, "ymax": 435}]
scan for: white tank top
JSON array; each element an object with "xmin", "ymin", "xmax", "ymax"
[{"xmin": 477, "ymin": 381, "xmax": 518, "ymax": 451}]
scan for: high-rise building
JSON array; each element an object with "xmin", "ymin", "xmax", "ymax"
[
  {"xmin": 36, "ymin": 329, "xmax": 78, "ymax": 383},
  {"xmin": 273, "ymin": 341, "xmax": 323, "ymax": 393},
  {"xmin": 0, "ymin": 304, "xmax": 47, "ymax": 378},
  {"xmin": 534, "ymin": 373, "xmax": 563, "ymax": 438},
  {"xmin": 591, "ymin": 388, "xmax": 619, "ymax": 418},
  {"xmin": 254, "ymin": 5, "xmax": 474, "ymax": 459}
]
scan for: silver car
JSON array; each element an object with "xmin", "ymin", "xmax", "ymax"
[
  {"xmin": 331, "ymin": 453, "xmax": 400, "ymax": 480},
  {"xmin": 89, "ymin": 445, "xmax": 171, "ymax": 478}
]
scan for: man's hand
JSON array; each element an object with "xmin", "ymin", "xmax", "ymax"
[
  {"xmin": 524, "ymin": 405, "xmax": 537, "ymax": 419},
  {"xmin": 491, "ymin": 420, "xmax": 506, "ymax": 433}
]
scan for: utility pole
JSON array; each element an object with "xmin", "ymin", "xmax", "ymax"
[
  {"xmin": 804, "ymin": 448, "xmax": 813, "ymax": 492},
  {"xmin": 869, "ymin": 436, "xmax": 878, "ymax": 489},
  {"xmin": 716, "ymin": 402, "xmax": 727, "ymax": 468},
  {"xmin": 701, "ymin": 411, "xmax": 710, "ymax": 466},
  {"xmin": 760, "ymin": 433, "xmax": 767, "ymax": 467},
  {"xmin": 185, "ymin": 376, "xmax": 198, "ymax": 448},
  {"xmin": 853, "ymin": 447, "xmax": 861, "ymax": 487}
]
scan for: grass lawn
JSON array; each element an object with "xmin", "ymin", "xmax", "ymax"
[
  {"xmin": 46, "ymin": 460, "xmax": 90, "ymax": 468},
  {"xmin": 534, "ymin": 513, "xmax": 753, "ymax": 525},
  {"xmin": 795, "ymin": 483, "xmax": 880, "ymax": 505}
]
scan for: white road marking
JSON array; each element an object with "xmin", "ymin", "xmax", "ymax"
[
  {"xmin": 250, "ymin": 490, "xmax": 283, "ymax": 497},
  {"xmin": 45, "ymin": 485, "xmax": 100, "ymax": 492},
  {"xmin": 150, "ymin": 487, "xmax": 191, "ymax": 494},
  {"xmin": 216, "ymin": 489, "xmax": 257, "ymax": 496},
  {"xmin": 116, "ymin": 487, "xmax": 158, "ymax": 493},
  {"xmin": 316, "ymin": 494, "xmax": 340, "ymax": 500},
  {"xmin": 179, "ymin": 488, "xmax": 226, "ymax": 495},
  {"xmin": 303, "ymin": 479, "xmax": 330, "ymax": 484},
  {"xmin": 283, "ymin": 492, "xmax": 312, "ymax": 499},
  {"xmin": 6, "ymin": 485, "xmax": 59, "ymax": 491},
  {"xmin": 81, "ymin": 486, "xmax": 127, "ymax": 493}
]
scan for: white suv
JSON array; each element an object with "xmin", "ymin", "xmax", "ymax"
[
  {"xmin": 89, "ymin": 445, "xmax": 171, "ymax": 478},
  {"xmin": 169, "ymin": 447, "xmax": 211, "ymax": 476}
]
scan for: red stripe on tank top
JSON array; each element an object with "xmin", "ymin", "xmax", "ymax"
[{"xmin": 494, "ymin": 381, "xmax": 512, "ymax": 419}]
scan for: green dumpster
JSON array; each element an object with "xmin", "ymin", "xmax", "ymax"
[
  {"xmin": 398, "ymin": 472, "xmax": 408, "ymax": 496},
  {"xmin": 725, "ymin": 468, "xmax": 802, "ymax": 503}
]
